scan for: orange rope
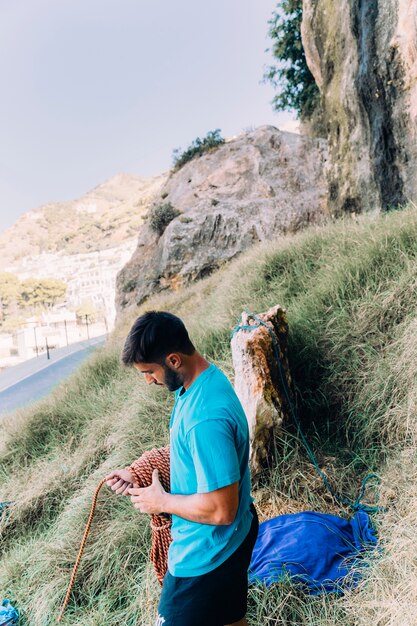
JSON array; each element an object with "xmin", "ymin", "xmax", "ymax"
[
  {"xmin": 128, "ymin": 445, "xmax": 172, "ymax": 585},
  {"xmin": 57, "ymin": 477, "xmax": 108, "ymax": 622},
  {"xmin": 57, "ymin": 446, "xmax": 172, "ymax": 622}
]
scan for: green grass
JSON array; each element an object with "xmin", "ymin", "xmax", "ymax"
[{"xmin": 1, "ymin": 207, "xmax": 416, "ymax": 625}]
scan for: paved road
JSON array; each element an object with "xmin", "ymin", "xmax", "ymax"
[
  {"xmin": 0, "ymin": 337, "xmax": 106, "ymax": 415},
  {"xmin": 0, "ymin": 335, "xmax": 106, "ymax": 392}
]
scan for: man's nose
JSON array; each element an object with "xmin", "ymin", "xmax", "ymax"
[{"xmin": 144, "ymin": 373, "xmax": 156, "ymax": 385}]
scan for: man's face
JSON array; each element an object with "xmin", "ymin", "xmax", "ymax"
[{"xmin": 133, "ymin": 360, "xmax": 184, "ymax": 392}]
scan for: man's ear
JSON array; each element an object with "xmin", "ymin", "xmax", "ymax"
[{"xmin": 166, "ymin": 353, "xmax": 182, "ymax": 369}]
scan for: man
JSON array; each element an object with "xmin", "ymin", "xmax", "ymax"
[{"xmin": 106, "ymin": 311, "xmax": 258, "ymax": 626}]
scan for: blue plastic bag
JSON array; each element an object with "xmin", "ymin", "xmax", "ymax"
[
  {"xmin": 249, "ymin": 511, "xmax": 378, "ymax": 594},
  {"xmin": 0, "ymin": 599, "xmax": 19, "ymax": 625}
]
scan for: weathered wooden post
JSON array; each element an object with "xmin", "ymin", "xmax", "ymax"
[{"xmin": 231, "ymin": 305, "xmax": 293, "ymax": 481}]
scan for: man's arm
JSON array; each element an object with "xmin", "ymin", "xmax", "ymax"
[{"xmin": 129, "ymin": 469, "xmax": 239, "ymax": 526}]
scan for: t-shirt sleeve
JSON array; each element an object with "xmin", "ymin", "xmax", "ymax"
[{"xmin": 187, "ymin": 418, "xmax": 241, "ymax": 493}]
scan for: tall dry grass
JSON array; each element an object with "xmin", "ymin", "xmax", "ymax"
[{"xmin": 1, "ymin": 207, "xmax": 416, "ymax": 625}]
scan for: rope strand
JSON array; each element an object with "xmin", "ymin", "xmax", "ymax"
[
  {"xmin": 57, "ymin": 477, "xmax": 108, "ymax": 622},
  {"xmin": 57, "ymin": 446, "xmax": 172, "ymax": 622}
]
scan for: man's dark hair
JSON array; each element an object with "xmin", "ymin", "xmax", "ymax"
[{"xmin": 122, "ymin": 311, "xmax": 195, "ymax": 365}]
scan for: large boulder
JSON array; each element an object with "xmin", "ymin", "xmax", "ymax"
[
  {"xmin": 302, "ymin": 0, "xmax": 417, "ymax": 215},
  {"xmin": 231, "ymin": 306, "xmax": 293, "ymax": 481},
  {"xmin": 116, "ymin": 126, "xmax": 328, "ymax": 310}
]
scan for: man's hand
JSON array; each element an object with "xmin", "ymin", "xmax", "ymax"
[
  {"xmin": 105, "ymin": 468, "xmax": 136, "ymax": 496},
  {"xmin": 128, "ymin": 469, "xmax": 167, "ymax": 514}
]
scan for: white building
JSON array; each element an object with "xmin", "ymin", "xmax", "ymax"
[{"xmin": 5, "ymin": 240, "xmax": 137, "ymax": 332}]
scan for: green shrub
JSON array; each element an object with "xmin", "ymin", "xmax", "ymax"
[
  {"xmin": 122, "ymin": 279, "xmax": 136, "ymax": 293},
  {"xmin": 172, "ymin": 129, "xmax": 225, "ymax": 170},
  {"xmin": 148, "ymin": 202, "xmax": 180, "ymax": 235}
]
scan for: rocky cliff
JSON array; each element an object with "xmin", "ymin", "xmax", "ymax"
[
  {"xmin": 302, "ymin": 0, "xmax": 417, "ymax": 214},
  {"xmin": 116, "ymin": 126, "xmax": 328, "ymax": 310}
]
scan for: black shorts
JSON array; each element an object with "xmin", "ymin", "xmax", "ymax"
[{"xmin": 156, "ymin": 504, "xmax": 259, "ymax": 626}]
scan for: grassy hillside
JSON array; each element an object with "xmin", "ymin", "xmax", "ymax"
[{"xmin": 1, "ymin": 207, "xmax": 416, "ymax": 625}]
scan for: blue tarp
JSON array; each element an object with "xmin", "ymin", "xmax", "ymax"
[
  {"xmin": 0, "ymin": 599, "xmax": 19, "ymax": 625},
  {"xmin": 249, "ymin": 510, "xmax": 378, "ymax": 594}
]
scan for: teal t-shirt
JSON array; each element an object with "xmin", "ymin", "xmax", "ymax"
[{"xmin": 168, "ymin": 363, "xmax": 253, "ymax": 577}]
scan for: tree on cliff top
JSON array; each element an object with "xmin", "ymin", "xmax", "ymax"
[{"xmin": 264, "ymin": 0, "xmax": 320, "ymax": 120}]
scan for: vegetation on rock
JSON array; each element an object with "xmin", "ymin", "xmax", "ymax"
[
  {"xmin": 121, "ymin": 278, "xmax": 137, "ymax": 294},
  {"xmin": 172, "ymin": 129, "xmax": 225, "ymax": 170},
  {"xmin": 148, "ymin": 202, "xmax": 181, "ymax": 235}
]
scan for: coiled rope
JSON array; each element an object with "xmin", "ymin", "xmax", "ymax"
[
  {"xmin": 232, "ymin": 310, "xmax": 385, "ymax": 514},
  {"xmin": 57, "ymin": 445, "xmax": 171, "ymax": 622},
  {"xmin": 128, "ymin": 445, "xmax": 172, "ymax": 585}
]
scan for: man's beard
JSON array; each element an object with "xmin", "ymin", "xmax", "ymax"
[{"xmin": 163, "ymin": 365, "xmax": 184, "ymax": 392}]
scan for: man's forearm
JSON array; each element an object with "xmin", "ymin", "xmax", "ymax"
[
  {"xmin": 128, "ymin": 470, "xmax": 239, "ymax": 524},
  {"xmin": 161, "ymin": 492, "xmax": 235, "ymax": 526}
]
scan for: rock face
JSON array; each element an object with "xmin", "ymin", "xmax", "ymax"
[
  {"xmin": 231, "ymin": 306, "xmax": 293, "ymax": 480},
  {"xmin": 116, "ymin": 126, "xmax": 327, "ymax": 310},
  {"xmin": 302, "ymin": 0, "xmax": 417, "ymax": 215}
]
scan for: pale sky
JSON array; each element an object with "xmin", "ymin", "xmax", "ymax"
[{"xmin": 0, "ymin": 0, "xmax": 295, "ymax": 233}]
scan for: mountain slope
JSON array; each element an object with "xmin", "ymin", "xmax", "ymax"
[{"xmin": 1, "ymin": 173, "xmax": 167, "ymax": 269}]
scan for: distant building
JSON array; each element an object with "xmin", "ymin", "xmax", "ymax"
[{"xmin": 6, "ymin": 240, "xmax": 137, "ymax": 331}]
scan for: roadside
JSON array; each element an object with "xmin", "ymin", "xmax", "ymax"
[
  {"xmin": 0, "ymin": 335, "xmax": 106, "ymax": 393},
  {"xmin": 0, "ymin": 336, "xmax": 106, "ymax": 414}
]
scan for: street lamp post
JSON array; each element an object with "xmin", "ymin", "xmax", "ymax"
[
  {"xmin": 64, "ymin": 319, "xmax": 69, "ymax": 346},
  {"xmin": 33, "ymin": 327, "xmax": 39, "ymax": 357}
]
